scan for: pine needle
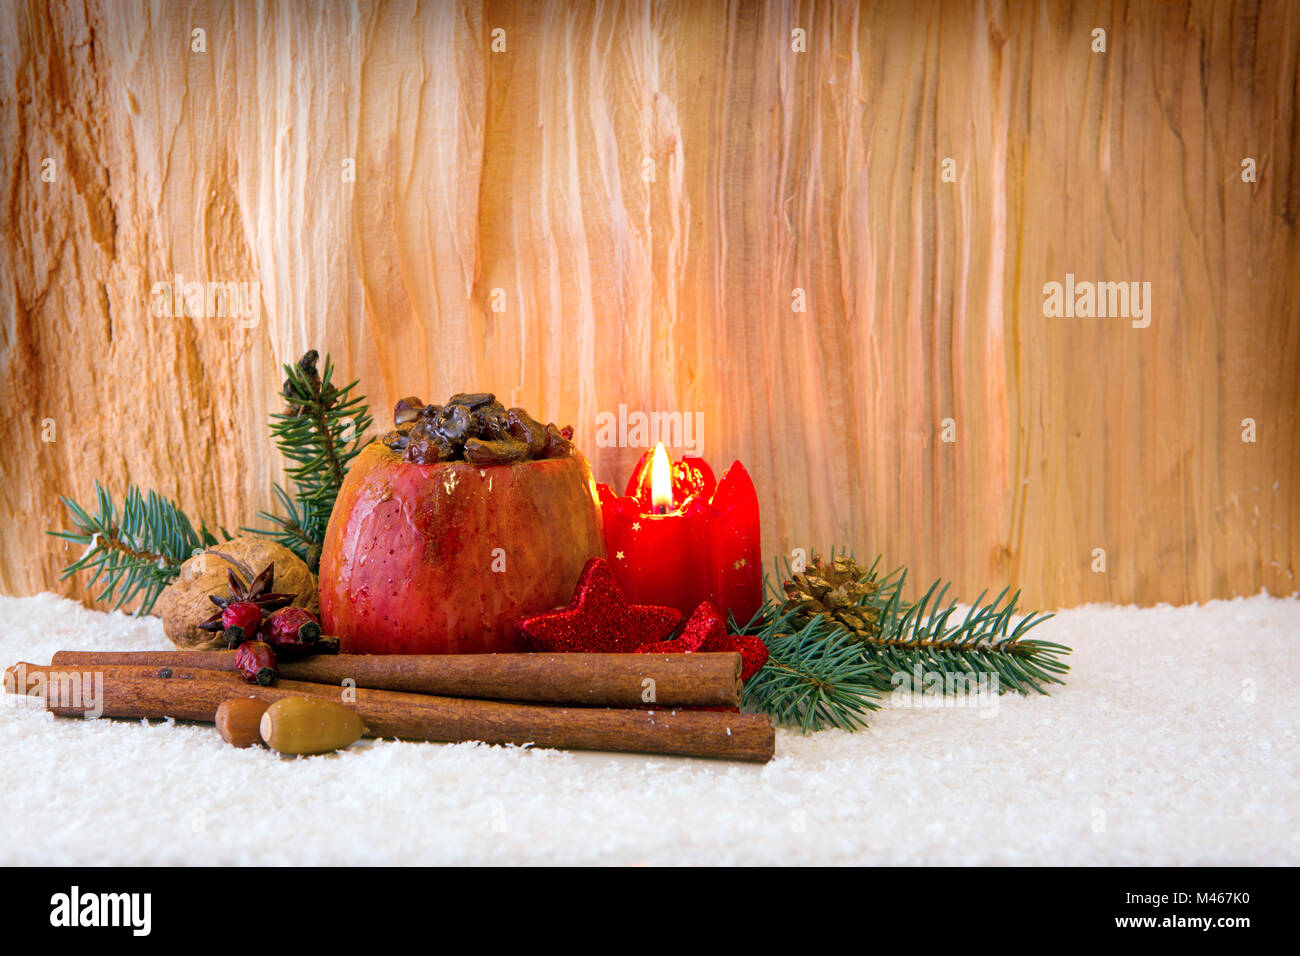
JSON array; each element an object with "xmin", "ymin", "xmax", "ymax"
[
  {"xmin": 859, "ymin": 571, "xmax": 1071, "ymax": 695},
  {"xmin": 740, "ymin": 550, "xmax": 1072, "ymax": 731},
  {"xmin": 48, "ymin": 482, "xmax": 220, "ymax": 614},
  {"xmin": 743, "ymin": 608, "xmax": 884, "ymax": 733},
  {"xmin": 247, "ymin": 350, "xmax": 373, "ymax": 569}
]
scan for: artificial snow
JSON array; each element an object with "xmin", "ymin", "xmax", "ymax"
[{"xmin": 1, "ymin": 591, "xmax": 1296, "ymax": 865}]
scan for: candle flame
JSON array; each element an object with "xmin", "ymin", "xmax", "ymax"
[{"xmin": 651, "ymin": 443, "xmax": 673, "ymax": 513}]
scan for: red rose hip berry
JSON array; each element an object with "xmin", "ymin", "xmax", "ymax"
[
  {"xmin": 262, "ymin": 607, "xmax": 323, "ymax": 660},
  {"xmin": 234, "ymin": 641, "xmax": 278, "ymax": 686},
  {"xmin": 221, "ymin": 602, "xmax": 265, "ymax": 647}
]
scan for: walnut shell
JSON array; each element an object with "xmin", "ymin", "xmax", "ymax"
[{"xmin": 157, "ymin": 535, "xmax": 319, "ymax": 651}]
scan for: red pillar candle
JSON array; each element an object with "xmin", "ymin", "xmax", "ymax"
[{"xmin": 597, "ymin": 444, "xmax": 762, "ymax": 624}]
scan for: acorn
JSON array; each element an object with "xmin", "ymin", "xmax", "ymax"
[
  {"xmin": 216, "ymin": 697, "xmax": 270, "ymax": 748},
  {"xmin": 259, "ymin": 698, "xmax": 366, "ymax": 755}
]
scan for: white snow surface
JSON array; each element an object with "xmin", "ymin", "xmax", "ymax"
[{"xmin": 1, "ymin": 591, "xmax": 1296, "ymax": 865}]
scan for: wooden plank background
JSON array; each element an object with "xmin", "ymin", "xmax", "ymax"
[{"xmin": 1, "ymin": 0, "xmax": 1296, "ymax": 610}]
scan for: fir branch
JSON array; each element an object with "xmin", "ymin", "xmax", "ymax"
[
  {"xmin": 739, "ymin": 550, "xmax": 1072, "ymax": 730},
  {"xmin": 251, "ymin": 483, "xmax": 323, "ymax": 558},
  {"xmin": 743, "ymin": 608, "xmax": 884, "ymax": 733},
  {"xmin": 47, "ymin": 482, "xmax": 220, "ymax": 614},
  {"xmin": 857, "ymin": 572, "xmax": 1070, "ymax": 696},
  {"xmin": 250, "ymin": 350, "xmax": 373, "ymax": 568}
]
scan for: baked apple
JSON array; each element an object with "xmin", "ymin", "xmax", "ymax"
[{"xmin": 318, "ymin": 395, "xmax": 604, "ymax": 654}]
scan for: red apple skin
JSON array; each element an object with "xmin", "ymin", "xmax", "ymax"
[{"xmin": 319, "ymin": 442, "xmax": 605, "ymax": 654}]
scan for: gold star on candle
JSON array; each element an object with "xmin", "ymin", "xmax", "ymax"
[
  {"xmin": 733, "ymin": 558, "xmax": 747, "ymax": 569},
  {"xmin": 615, "ymin": 551, "xmax": 625, "ymax": 560},
  {"xmin": 631, "ymin": 522, "xmax": 641, "ymax": 531}
]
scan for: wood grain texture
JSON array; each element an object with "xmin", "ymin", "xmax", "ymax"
[{"xmin": 1, "ymin": 0, "xmax": 1296, "ymax": 610}]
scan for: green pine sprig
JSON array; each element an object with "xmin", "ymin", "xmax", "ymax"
[
  {"xmin": 740, "ymin": 551, "xmax": 1071, "ymax": 732},
  {"xmin": 861, "ymin": 573, "xmax": 1070, "ymax": 696},
  {"xmin": 742, "ymin": 608, "xmax": 885, "ymax": 732},
  {"xmin": 250, "ymin": 350, "xmax": 372, "ymax": 569},
  {"xmin": 47, "ymin": 482, "xmax": 223, "ymax": 614}
]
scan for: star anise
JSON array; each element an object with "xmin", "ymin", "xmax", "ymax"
[{"xmin": 197, "ymin": 559, "xmax": 296, "ymax": 633}]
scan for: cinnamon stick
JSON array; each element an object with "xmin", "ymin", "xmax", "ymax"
[
  {"xmin": 7, "ymin": 663, "xmax": 774, "ymax": 763},
  {"xmin": 49, "ymin": 649, "xmax": 741, "ymax": 708}
]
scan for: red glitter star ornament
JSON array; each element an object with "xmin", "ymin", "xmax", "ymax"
[
  {"xmin": 516, "ymin": 557, "xmax": 682, "ymax": 654},
  {"xmin": 636, "ymin": 600, "xmax": 770, "ymax": 681}
]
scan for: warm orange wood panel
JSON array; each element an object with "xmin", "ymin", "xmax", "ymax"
[{"xmin": 1, "ymin": 0, "xmax": 1296, "ymax": 609}]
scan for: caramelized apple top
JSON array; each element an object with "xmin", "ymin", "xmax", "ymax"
[{"xmin": 380, "ymin": 393, "xmax": 574, "ymax": 465}]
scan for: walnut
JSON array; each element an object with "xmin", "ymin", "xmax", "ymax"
[{"xmin": 156, "ymin": 535, "xmax": 318, "ymax": 651}]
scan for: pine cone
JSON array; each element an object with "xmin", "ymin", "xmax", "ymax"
[{"xmin": 780, "ymin": 555, "xmax": 882, "ymax": 641}]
